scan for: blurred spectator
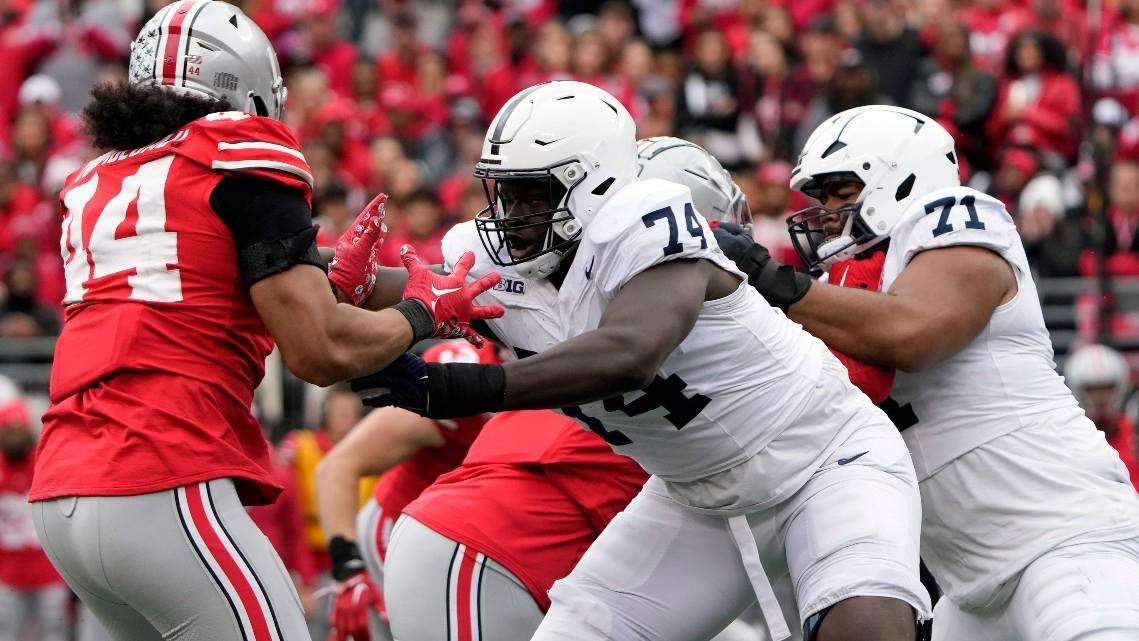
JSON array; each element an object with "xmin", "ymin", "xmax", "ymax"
[
  {"xmin": 0, "ymin": 384, "xmax": 66, "ymax": 641},
  {"xmin": 909, "ymin": 23, "xmax": 997, "ymax": 173},
  {"xmin": 632, "ymin": 0, "xmax": 681, "ymax": 48},
  {"xmin": 305, "ymin": 99, "xmax": 372, "ymax": 188},
  {"xmin": 1032, "ymin": 0, "xmax": 1087, "ymax": 65},
  {"xmin": 288, "ymin": 0, "xmax": 357, "ymax": 99},
  {"xmin": 855, "ymin": 0, "xmax": 926, "ymax": 106},
  {"xmin": 596, "ymin": 1, "xmax": 638, "ymax": 54},
  {"xmin": 21, "ymin": 0, "xmax": 132, "ymax": 115},
  {"xmin": 0, "ymin": 159, "xmax": 42, "ymax": 259},
  {"xmin": 380, "ymin": 189, "xmax": 447, "ymax": 267},
  {"xmin": 0, "ymin": 258, "xmax": 59, "ymax": 337},
  {"xmin": 748, "ymin": 161, "xmax": 801, "ymax": 267},
  {"xmin": 313, "ymin": 182, "xmax": 352, "ymax": 246},
  {"xmin": 377, "ymin": 10, "xmax": 428, "ymax": 88},
  {"xmin": 989, "ymin": 146, "xmax": 1040, "ymax": 211},
  {"xmin": 741, "ymin": 29, "xmax": 813, "ymax": 162},
  {"xmin": 277, "ymin": 384, "xmax": 372, "ymax": 639},
  {"xmin": 794, "ymin": 49, "xmax": 891, "ymax": 156},
  {"xmin": 986, "ymin": 30, "xmax": 1082, "ymax": 166},
  {"xmin": 1081, "ymin": 159, "xmax": 1139, "ymax": 277},
  {"xmin": 678, "ymin": 28, "xmax": 744, "ymax": 167},
  {"xmin": 1093, "ymin": 0, "xmax": 1139, "ymax": 113},
  {"xmin": 961, "ymin": 0, "xmax": 1034, "ymax": 74},
  {"xmin": 1064, "ymin": 343, "xmax": 1138, "ymax": 488},
  {"xmin": 1016, "ymin": 173, "xmax": 1082, "ymax": 277}
]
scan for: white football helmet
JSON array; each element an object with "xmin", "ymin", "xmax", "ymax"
[
  {"xmin": 1065, "ymin": 344, "xmax": 1131, "ymax": 425},
  {"xmin": 474, "ymin": 80, "xmax": 637, "ymax": 280},
  {"xmin": 788, "ymin": 105, "xmax": 960, "ymax": 271},
  {"xmin": 636, "ymin": 137, "xmax": 751, "ymax": 225},
  {"xmin": 128, "ymin": 0, "xmax": 287, "ymax": 120}
]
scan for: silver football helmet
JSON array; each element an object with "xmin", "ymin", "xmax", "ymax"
[
  {"xmin": 128, "ymin": 0, "xmax": 287, "ymax": 120},
  {"xmin": 635, "ymin": 136, "xmax": 750, "ymax": 225}
]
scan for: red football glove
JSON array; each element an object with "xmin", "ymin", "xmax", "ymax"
[
  {"xmin": 329, "ymin": 194, "xmax": 388, "ymax": 306},
  {"xmin": 399, "ymin": 245, "xmax": 505, "ymax": 347},
  {"xmin": 329, "ymin": 572, "xmax": 380, "ymax": 641}
]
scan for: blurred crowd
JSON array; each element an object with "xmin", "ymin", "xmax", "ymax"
[
  {"xmin": 0, "ymin": 0, "xmax": 1136, "ymax": 337},
  {"xmin": 2, "ymin": 2, "xmax": 1139, "ymax": 637}
]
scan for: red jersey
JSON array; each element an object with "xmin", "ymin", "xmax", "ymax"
[
  {"xmin": 404, "ymin": 410, "xmax": 649, "ymax": 610},
  {"xmin": 372, "ymin": 341, "xmax": 499, "ymax": 558},
  {"xmin": 828, "ymin": 251, "xmax": 895, "ymax": 404},
  {"xmin": 33, "ymin": 112, "xmax": 314, "ymax": 506},
  {"xmin": 0, "ymin": 452, "xmax": 61, "ymax": 589}
]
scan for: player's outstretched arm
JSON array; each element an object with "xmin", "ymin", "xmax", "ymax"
[
  {"xmin": 499, "ymin": 259, "xmax": 711, "ymax": 408},
  {"xmin": 315, "ymin": 407, "xmax": 444, "ymax": 545},
  {"xmin": 351, "ymin": 260, "xmax": 717, "ymax": 417},
  {"xmin": 790, "ymin": 246, "xmax": 1015, "ymax": 371}
]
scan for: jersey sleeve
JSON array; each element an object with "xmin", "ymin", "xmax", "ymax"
[
  {"xmin": 181, "ymin": 112, "xmax": 314, "ymax": 203},
  {"xmin": 890, "ymin": 188, "xmax": 1020, "ymax": 271},
  {"xmin": 588, "ymin": 178, "xmax": 726, "ymax": 298}
]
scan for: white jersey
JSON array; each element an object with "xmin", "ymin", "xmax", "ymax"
[
  {"xmin": 443, "ymin": 178, "xmax": 877, "ymax": 507},
  {"xmin": 880, "ymin": 186, "xmax": 1086, "ymax": 480},
  {"xmin": 879, "ymin": 186, "xmax": 1139, "ymax": 609}
]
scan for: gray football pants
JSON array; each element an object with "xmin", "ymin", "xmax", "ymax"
[
  {"xmin": 383, "ymin": 515, "xmax": 544, "ymax": 641},
  {"xmin": 33, "ymin": 479, "xmax": 311, "ymax": 641}
]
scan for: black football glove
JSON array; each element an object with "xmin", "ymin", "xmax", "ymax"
[
  {"xmin": 712, "ymin": 222, "xmax": 812, "ymax": 312},
  {"xmin": 350, "ymin": 352, "xmax": 506, "ymax": 419}
]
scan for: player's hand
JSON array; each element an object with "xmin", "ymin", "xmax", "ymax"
[
  {"xmin": 351, "ymin": 352, "xmax": 429, "ymax": 414},
  {"xmin": 329, "ymin": 572, "xmax": 380, "ymax": 641},
  {"xmin": 328, "ymin": 193, "xmax": 388, "ymax": 306},
  {"xmin": 398, "ymin": 246, "xmax": 505, "ymax": 347},
  {"xmin": 351, "ymin": 353, "xmax": 505, "ymax": 418},
  {"xmin": 712, "ymin": 223, "xmax": 811, "ymax": 312}
]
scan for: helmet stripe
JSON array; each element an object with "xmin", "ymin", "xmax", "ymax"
[
  {"xmin": 161, "ymin": 2, "xmax": 193, "ymax": 85},
  {"xmin": 489, "ymin": 84, "xmax": 543, "ymax": 144}
]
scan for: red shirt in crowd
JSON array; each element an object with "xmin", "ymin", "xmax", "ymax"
[
  {"xmin": 986, "ymin": 70, "xmax": 1082, "ymax": 161},
  {"xmin": 33, "ymin": 112, "xmax": 314, "ymax": 506},
  {"xmin": 0, "ymin": 450, "xmax": 61, "ymax": 589},
  {"xmin": 404, "ymin": 410, "xmax": 649, "ymax": 611}
]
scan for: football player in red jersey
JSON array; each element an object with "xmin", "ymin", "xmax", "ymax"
[
  {"xmin": 315, "ymin": 339, "xmax": 502, "ymax": 641},
  {"xmin": 29, "ymin": 3, "xmax": 502, "ymax": 641},
  {"xmin": 382, "ymin": 409, "xmax": 648, "ymax": 641}
]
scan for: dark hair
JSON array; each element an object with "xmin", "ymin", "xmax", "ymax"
[
  {"xmin": 1004, "ymin": 30, "xmax": 1068, "ymax": 76},
  {"xmin": 402, "ymin": 188, "xmax": 441, "ymax": 208},
  {"xmin": 83, "ymin": 81, "xmax": 231, "ymax": 151}
]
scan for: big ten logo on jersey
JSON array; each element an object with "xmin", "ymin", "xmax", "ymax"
[{"xmin": 493, "ymin": 278, "xmax": 526, "ymax": 295}]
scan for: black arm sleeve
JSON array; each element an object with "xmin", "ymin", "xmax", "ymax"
[{"xmin": 209, "ymin": 176, "xmax": 325, "ymax": 287}]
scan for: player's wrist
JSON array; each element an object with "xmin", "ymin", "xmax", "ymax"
[
  {"xmin": 328, "ymin": 535, "xmax": 367, "ymax": 582},
  {"xmin": 393, "ymin": 299, "xmax": 434, "ymax": 346},
  {"xmin": 424, "ymin": 362, "xmax": 505, "ymax": 418},
  {"xmin": 737, "ymin": 244, "xmax": 811, "ymax": 312}
]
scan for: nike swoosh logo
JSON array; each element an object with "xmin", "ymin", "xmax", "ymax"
[
  {"xmin": 431, "ymin": 285, "xmax": 461, "ymax": 297},
  {"xmin": 584, "ymin": 256, "xmax": 595, "ymax": 280},
  {"xmin": 836, "ymin": 451, "xmax": 869, "ymax": 465}
]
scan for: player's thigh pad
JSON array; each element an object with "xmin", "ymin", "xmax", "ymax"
[
  {"xmin": 537, "ymin": 487, "xmax": 757, "ymax": 641},
  {"xmin": 34, "ymin": 479, "xmax": 309, "ymax": 641},
  {"xmin": 383, "ymin": 515, "xmax": 542, "ymax": 641},
  {"xmin": 775, "ymin": 420, "xmax": 931, "ymax": 626},
  {"xmin": 930, "ymin": 596, "xmax": 1011, "ymax": 641},
  {"xmin": 1007, "ymin": 537, "xmax": 1139, "ymax": 641}
]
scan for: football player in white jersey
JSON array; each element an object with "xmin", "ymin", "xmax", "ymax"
[
  {"xmin": 712, "ymin": 105, "xmax": 1139, "ymax": 641},
  {"xmin": 352, "ymin": 81, "xmax": 933, "ymax": 641}
]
